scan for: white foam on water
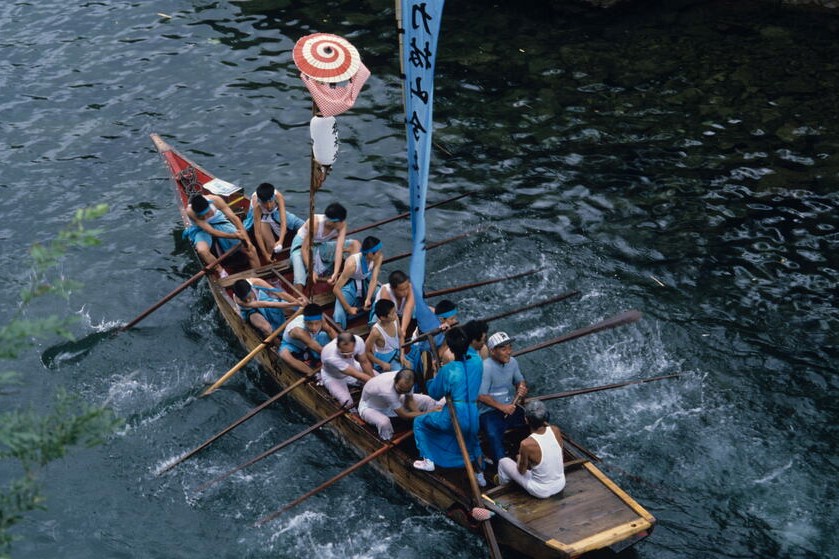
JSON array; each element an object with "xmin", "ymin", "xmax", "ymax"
[
  {"xmin": 754, "ymin": 459, "xmax": 794, "ymax": 485},
  {"xmin": 75, "ymin": 304, "xmax": 123, "ymax": 332}
]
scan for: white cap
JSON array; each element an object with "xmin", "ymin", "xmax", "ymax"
[{"xmin": 487, "ymin": 331, "xmax": 514, "ymax": 350}]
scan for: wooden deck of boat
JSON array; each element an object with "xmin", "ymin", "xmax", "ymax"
[{"xmin": 484, "ymin": 461, "xmax": 654, "ymax": 558}]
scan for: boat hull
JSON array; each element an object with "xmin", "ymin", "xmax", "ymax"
[{"xmin": 151, "ymin": 133, "xmax": 656, "ymax": 558}]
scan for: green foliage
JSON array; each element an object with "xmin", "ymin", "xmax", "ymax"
[
  {"xmin": 1, "ymin": 204, "xmax": 120, "ymax": 557},
  {"xmin": 22, "ymin": 204, "xmax": 107, "ymax": 305}
]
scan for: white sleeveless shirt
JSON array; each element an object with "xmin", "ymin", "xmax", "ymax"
[{"xmin": 526, "ymin": 427, "xmax": 566, "ymax": 498}]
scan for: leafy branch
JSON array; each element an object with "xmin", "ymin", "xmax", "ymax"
[{"xmin": 1, "ymin": 203, "xmax": 120, "ymax": 557}]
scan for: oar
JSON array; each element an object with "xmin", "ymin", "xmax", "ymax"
[
  {"xmin": 195, "ymin": 407, "xmax": 349, "ymax": 493},
  {"xmin": 201, "ymin": 308, "xmax": 304, "ymax": 397},
  {"xmin": 398, "ymin": 290, "xmax": 580, "ymax": 352},
  {"xmin": 347, "ymin": 192, "xmax": 471, "ymax": 236},
  {"xmin": 424, "ymin": 267, "xmax": 543, "ymax": 298},
  {"xmin": 481, "ymin": 290, "xmax": 581, "ymax": 324},
  {"xmin": 529, "ymin": 374, "xmax": 681, "ymax": 403},
  {"xmin": 513, "ymin": 310, "xmax": 642, "ymax": 358},
  {"xmin": 157, "ymin": 371, "xmax": 319, "ymax": 475},
  {"xmin": 446, "ymin": 393, "xmax": 503, "ymax": 559},
  {"xmin": 121, "ymin": 244, "xmax": 241, "ymax": 331},
  {"xmin": 382, "ymin": 228, "xmax": 483, "ymax": 265},
  {"xmin": 271, "ymin": 270, "xmax": 345, "ymax": 334},
  {"xmin": 255, "ymin": 430, "xmax": 414, "ymax": 526},
  {"xmin": 267, "ymin": 193, "xmax": 473, "ymax": 262}
]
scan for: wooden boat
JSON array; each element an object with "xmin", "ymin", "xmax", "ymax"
[{"xmin": 150, "ymin": 132, "xmax": 656, "ymax": 557}]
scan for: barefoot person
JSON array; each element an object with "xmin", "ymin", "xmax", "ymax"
[
  {"xmin": 184, "ymin": 193, "xmax": 259, "ymax": 270},
  {"xmin": 289, "ymin": 202, "xmax": 360, "ymax": 291},
  {"xmin": 333, "ymin": 236, "xmax": 383, "ymax": 329},
  {"xmin": 278, "ymin": 303, "xmax": 337, "ymax": 374},
  {"xmin": 366, "ymin": 299, "xmax": 406, "ymax": 373},
  {"xmin": 243, "ymin": 182, "xmax": 305, "ymax": 263},
  {"xmin": 232, "ymin": 278, "xmax": 305, "ymax": 339},
  {"xmin": 496, "ymin": 400, "xmax": 566, "ymax": 499}
]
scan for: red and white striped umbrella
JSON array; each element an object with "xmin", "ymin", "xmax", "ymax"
[{"xmin": 292, "ymin": 33, "xmax": 360, "ymax": 83}]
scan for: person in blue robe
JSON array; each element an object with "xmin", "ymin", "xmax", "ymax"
[{"xmin": 412, "ymin": 327, "xmax": 484, "ymax": 472}]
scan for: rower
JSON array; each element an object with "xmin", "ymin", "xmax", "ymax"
[
  {"xmin": 496, "ymin": 400, "xmax": 565, "ymax": 499},
  {"xmin": 477, "ymin": 331, "xmax": 528, "ymax": 466},
  {"xmin": 332, "ymin": 235, "xmax": 383, "ymax": 329},
  {"xmin": 405, "ymin": 299, "xmax": 459, "ymax": 375},
  {"xmin": 232, "ymin": 278, "xmax": 306, "ymax": 340},
  {"xmin": 243, "ymin": 182, "xmax": 305, "ymax": 264},
  {"xmin": 184, "ymin": 193, "xmax": 259, "ymax": 270},
  {"xmin": 463, "ymin": 319, "xmax": 490, "ymax": 360},
  {"xmin": 278, "ymin": 303, "xmax": 337, "ymax": 375},
  {"xmin": 372, "ymin": 270, "xmax": 416, "ymax": 340},
  {"xmin": 365, "ymin": 299, "xmax": 406, "ymax": 373},
  {"xmin": 320, "ymin": 332, "xmax": 377, "ymax": 408},
  {"xmin": 358, "ymin": 368, "xmax": 440, "ymax": 441},
  {"xmin": 288, "ymin": 202, "xmax": 360, "ymax": 291}
]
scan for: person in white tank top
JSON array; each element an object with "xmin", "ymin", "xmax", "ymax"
[
  {"xmin": 497, "ymin": 400, "xmax": 566, "ymax": 499},
  {"xmin": 365, "ymin": 299, "xmax": 407, "ymax": 372},
  {"xmin": 373, "ymin": 270, "xmax": 416, "ymax": 339},
  {"xmin": 288, "ymin": 202, "xmax": 360, "ymax": 290}
]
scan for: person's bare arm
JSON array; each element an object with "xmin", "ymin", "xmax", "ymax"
[
  {"xmin": 365, "ymin": 328, "xmax": 391, "ymax": 371},
  {"xmin": 364, "ymin": 253, "xmax": 383, "ymax": 309},
  {"xmin": 332, "ymin": 256, "xmax": 358, "ymax": 313},
  {"xmin": 329, "ymin": 223, "xmax": 348, "ymax": 284}
]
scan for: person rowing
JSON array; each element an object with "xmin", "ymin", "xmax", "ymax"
[
  {"xmin": 243, "ymin": 182, "xmax": 305, "ymax": 263},
  {"xmin": 358, "ymin": 368, "xmax": 440, "ymax": 441},
  {"xmin": 184, "ymin": 193, "xmax": 259, "ymax": 270},
  {"xmin": 232, "ymin": 278, "xmax": 306, "ymax": 340},
  {"xmin": 332, "ymin": 235, "xmax": 383, "ymax": 329},
  {"xmin": 405, "ymin": 299, "xmax": 459, "ymax": 374},
  {"xmin": 320, "ymin": 332, "xmax": 377, "ymax": 409},
  {"xmin": 289, "ymin": 202, "xmax": 360, "ymax": 291},
  {"xmin": 372, "ymin": 270, "xmax": 416, "ymax": 340},
  {"xmin": 278, "ymin": 303, "xmax": 337, "ymax": 375},
  {"xmin": 365, "ymin": 299, "xmax": 407, "ymax": 373}
]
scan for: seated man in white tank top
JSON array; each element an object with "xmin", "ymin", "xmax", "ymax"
[{"xmin": 496, "ymin": 400, "xmax": 566, "ymax": 499}]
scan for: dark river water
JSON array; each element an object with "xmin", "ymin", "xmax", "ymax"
[{"xmin": 2, "ymin": 1, "xmax": 837, "ymax": 558}]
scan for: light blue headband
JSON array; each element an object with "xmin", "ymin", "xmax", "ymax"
[
  {"xmin": 362, "ymin": 241, "xmax": 382, "ymax": 254},
  {"xmin": 195, "ymin": 205, "xmax": 211, "ymax": 217},
  {"xmin": 304, "ymin": 313, "xmax": 323, "ymax": 321},
  {"xmin": 436, "ymin": 309, "xmax": 457, "ymax": 319}
]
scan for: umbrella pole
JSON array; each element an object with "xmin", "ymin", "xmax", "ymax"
[{"xmin": 306, "ymin": 102, "xmax": 319, "ymax": 299}]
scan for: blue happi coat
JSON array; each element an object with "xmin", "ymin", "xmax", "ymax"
[{"xmin": 412, "ymin": 347, "xmax": 483, "ymax": 468}]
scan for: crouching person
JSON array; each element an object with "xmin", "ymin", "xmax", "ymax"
[
  {"xmin": 358, "ymin": 369, "xmax": 440, "ymax": 441},
  {"xmin": 320, "ymin": 332, "xmax": 376, "ymax": 408},
  {"xmin": 497, "ymin": 400, "xmax": 566, "ymax": 498},
  {"xmin": 278, "ymin": 303, "xmax": 336, "ymax": 374}
]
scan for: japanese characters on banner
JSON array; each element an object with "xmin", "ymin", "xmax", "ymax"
[{"xmin": 401, "ymin": 0, "xmax": 445, "ymax": 334}]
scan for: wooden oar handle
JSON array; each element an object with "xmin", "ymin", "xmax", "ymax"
[
  {"xmin": 201, "ymin": 307, "xmax": 304, "ymax": 396},
  {"xmin": 121, "ymin": 244, "xmax": 242, "ymax": 331},
  {"xmin": 445, "ymin": 392, "xmax": 504, "ymax": 559},
  {"xmin": 399, "ymin": 321, "xmax": 458, "ymax": 350}
]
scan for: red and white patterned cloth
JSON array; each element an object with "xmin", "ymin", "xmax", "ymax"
[{"xmin": 301, "ymin": 63, "xmax": 371, "ymax": 117}]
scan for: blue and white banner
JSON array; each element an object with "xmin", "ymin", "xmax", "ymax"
[{"xmin": 400, "ymin": 0, "xmax": 444, "ymax": 334}]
